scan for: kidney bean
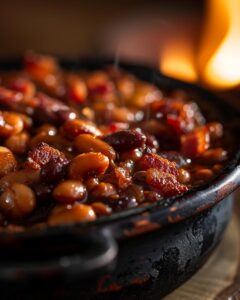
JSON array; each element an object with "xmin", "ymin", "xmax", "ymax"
[
  {"xmin": 103, "ymin": 192, "xmax": 138, "ymax": 212},
  {"xmin": 0, "ymin": 183, "xmax": 36, "ymax": 219},
  {"xmin": 104, "ymin": 129, "xmax": 146, "ymax": 153},
  {"xmin": 34, "ymin": 93, "xmax": 77, "ymax": 125},
  {"xmin": 68, "ymin": 152, "xmax": 109, "ymax": 179},
  {"xmin": 53, "ymin": 180, "xmax": 87, "ymax": 204},
  {"xmin": 74, "ymin": 134, "xmax": 116, "ymax": 160},
  {"xmin": 0, "ymin": 147, "xmax": 17, "ymax": 178},
  {"xmin": 48, "ymin": 203, "xmax": 96, "ymax": 226}
]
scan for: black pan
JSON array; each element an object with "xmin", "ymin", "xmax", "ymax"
[{"xmin": 0, "ymin": 59, "xmax": 239, "ymax": 300}]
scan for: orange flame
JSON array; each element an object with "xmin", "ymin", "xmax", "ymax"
[
  {"xmin": 160, "ymin": 37, "xmax": 198, "ymax": 83},
  {"xmin": 160, "ymin": 0, "xmax": 240, "ymax": 89},
  {"xmin": 200, "ymin": 0, "xmax": 240, "ymax": 88}
]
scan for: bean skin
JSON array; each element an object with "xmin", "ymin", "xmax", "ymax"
[
  {"xmin": 0, "ymin": 183, "xmax": 36, "ymax": 219},
  {"xmin": 48, "ymin": 203, "xmax": 96, "ymax": 226},
  {"xmin": 53, "ymin": 180, "xmax": 87, "ymax": 204},
  {"xmin": 74, "ymin": 134, "xmax": 116, "ymax": 160},
  {"xmin": 68, "ymin": 152, "xmax": 109, "ymax": 179},
  {"xmin": 0, "ymin": 146, "xmax": 17, "ymax": 178}
]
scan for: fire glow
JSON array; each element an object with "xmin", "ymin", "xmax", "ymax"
[{"xmin": 160, "ymin": 0, "xmax": 240, "ymax": 89}]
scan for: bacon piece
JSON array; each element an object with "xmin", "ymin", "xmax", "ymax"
[
  {"xmin": 181, "ymin": 127, "xmax": 210, "ymax": 158},
  {"xmin": 24, "ymin": 52, "xmax": 59, "ymax": 82},
  {"xmin": 66, "ymin": 75, "xmax": 87, "ymax": 104},
  {"xmin": 137, "ymin": 153, "xmax": 179, "ymax": 176},
  {"xmin": 146, "ymin": 168, "xmax": 188, "ymax": 198},
  {"xmin": 7, "ymin": 78, "xmax": 36, "ymax": 100},
  {"xmin": 34, "ymin": 93, "xmax": 77, "ymax": 125},
  {"xmin": 25, "ymin": 142, "xmax": 68, "ymax": 170}
]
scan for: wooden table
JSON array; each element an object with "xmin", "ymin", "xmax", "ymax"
[{"xmin": 165, "ymin": 190, "xmax": 240, "ymax": 300}]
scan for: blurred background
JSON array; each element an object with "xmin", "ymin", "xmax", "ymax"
[{"xmin": 0, "ymin": 0, "xmax": 240, "ymax": 90}]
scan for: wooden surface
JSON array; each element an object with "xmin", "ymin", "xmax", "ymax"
[{"xmin": 165, "ymin": 191, "xmax": 240, "ymax": 300}]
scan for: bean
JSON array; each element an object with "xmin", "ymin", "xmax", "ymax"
[
  {"xmin": 60, "ymin": 119, "xmax": 101, "ymax": 140},
  {"xmin": 127, "ymin": 184, "xmax": 144, "ymax": 203},
  {"xmin": 29, "ymin": 133, "xmax": 72, "ymax": 152},
  {"xmin": 90, "ymin": 182, "xmax": 116, "ymax": 200},
  {"xmin": 0, "ymin": 169, "xmax": 40, "ymax": 192},
  {"xmin": 8, "ymin": 77, "xmax": 36, "ymax": 100},
  {"xmin": 121, "ymin": 148, "xmax": 143, "ymax": 162},
  {"xmin": 16, "ymin": 113, "xmax": 33, "ymax": 129},
  {"xmin": 0, "ymin": 147, "xmax": 17, "ymax": 178},
  {"xmin": 91, "ymin": 202, "xmax": 112, "ymax": 216},
  {"xmin": 0, "ymin": 111, "xmax": 24, "ymax": 137},
  {"xmin": 67, "ymin": 75, "xmax": 87, "ymax": 104},
  {"xmin": 53, "ymin": 180, "xmax": 87, "ymax": 204},
  {"xmin": 24, "ymin": 52, "xmax": 59, "ymax": 82},
  {"xmin": 130, "ymin": 84, "xmax": 162, "ymax": 108},
  {"xmin": 4, "ymin": 132, "xmax": 30, "ymax": 154},
  {"xmin": 48, "ymin": 203, "xmax": 96, "ymax": 226},
  {"xmin": 177, "ymin": 168, "xmax": 191, "ymax": 184},
  {"xmin": 84, "ymin": 177, "xmax": 99, "ymax": 191},
  {"xmin": 213, "ymin": 164, "xmax": 223, "ymax": 173},
  {"xmin": 104, "ymin": 129, "xmax": 146, "ymax": 153},
  {"xmin": 0, "ymin": 183, "xmax": 36, "ymax": 219},
  {"xmin": 74, "ymin": 134, "xmax": 116, "ymax": 160},
  {"xmin": 207, "ymin": 122, "xmax": 223, "ymax": 141},
  {"xmin": 36, "ymin": 124, "xmax": 57, "ymax": 136},
  {"xmin": 198, "ymin": 148, "xmax": 227, "ymax": 164},
  {"xmin": 116, "ymin": 76, "xmax": 135, "ymax": 100},
  {"xmin": 68, "ymin": 152, "xmax": 109, "ymax": 179},
  {"xmin": 194, "ymin": 168, "xmax": 214, "ymax": 180},
  {"xmin": 103, "ymin": 192, "xmax": 138, "ymax": 212}
]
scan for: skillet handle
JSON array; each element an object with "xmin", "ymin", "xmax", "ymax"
[{"xmin": 0, "ymin": 228, "xmax": 118, "ymax": 280}]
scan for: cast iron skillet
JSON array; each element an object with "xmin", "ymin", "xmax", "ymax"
[{"xmin": 0, "ymin": 59, "xmax": 239, "ymax": 300}]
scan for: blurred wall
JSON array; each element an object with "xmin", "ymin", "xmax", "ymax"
[{"xmin": 0, "ymin": 0, "xmax": 203, "ymax": 64}]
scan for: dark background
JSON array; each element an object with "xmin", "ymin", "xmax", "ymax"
[{"xmin": 0, "ymin": 0, "xmax": 204, "ymax": 65}]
